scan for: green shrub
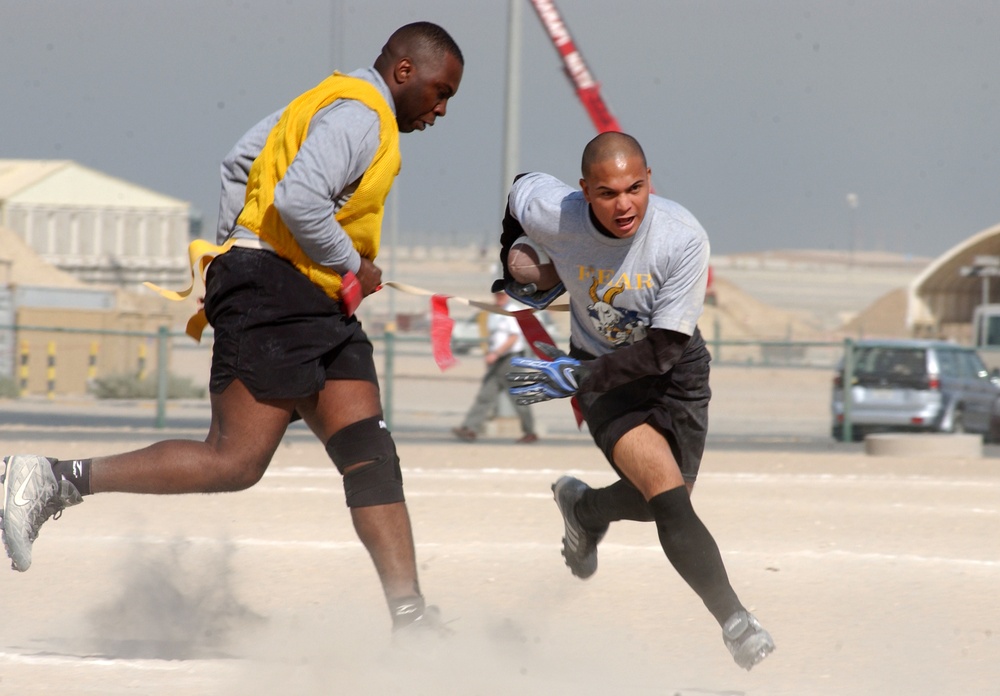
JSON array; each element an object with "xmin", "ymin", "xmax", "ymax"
[
  {"xmin": 0, "ymin": 377, "xmax": 18, "ymax": 398},
  {"xmin": 88, "ymin": 373, "xmax": 206, "ymax": 400}
]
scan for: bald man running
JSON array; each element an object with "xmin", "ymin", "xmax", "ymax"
[
  {"xmin": 2, "ymin": 22, "xmax": 463, "ymax": 633},
  {"xmin": 496, "ymin": 132, "xmax": 775, "ymax": 670}
]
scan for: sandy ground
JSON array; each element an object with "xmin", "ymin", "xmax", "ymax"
[
  {"xmin": 3, "ymin": 247, "xmax": 996, "ymax": 694},
  {"xmin": 2, "ymin": 362, "xmax": 999, "ymax": 696}
]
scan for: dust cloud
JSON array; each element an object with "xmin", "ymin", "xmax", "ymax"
[
  {"xmin": 81, "ymin": 539, "xmax": 264, "ymax": 661},
  {"xmin": 69, "ymin": 538, "xmax": 730, "ymax": 694}
]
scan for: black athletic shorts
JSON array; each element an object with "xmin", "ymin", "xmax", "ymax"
[
  {"xmin": 570, "ymin": 328, "xmax": 711, "ymax": 484},
  {"xmin": 203, "ymin": 247, "xmax": 378, "ymax": 400}
]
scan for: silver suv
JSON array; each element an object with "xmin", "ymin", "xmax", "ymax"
[{"xmin": 831, "ymin": 339, "xmax": 1000, "ymax": 441}]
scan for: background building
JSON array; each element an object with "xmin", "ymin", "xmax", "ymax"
[
  {"xmin": 0, "ymin": 160, "xmax": 192, "ymax": 394},
  {"xmin": 0, "ymin": 159, "xmax": 193, "ymax": 289},
  {"xmin": 907, "ymin": 222, "xmax": 1000, "ymax": 342}
]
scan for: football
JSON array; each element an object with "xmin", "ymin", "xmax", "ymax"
[{"xmin": 507, "ymin": 235, "xmax": 560, "ymax": 290}]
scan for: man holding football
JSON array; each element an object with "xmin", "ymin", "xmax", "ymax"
[{"xmin": 494, "ymin": 131, "xmax": 775, "ymax": 671}]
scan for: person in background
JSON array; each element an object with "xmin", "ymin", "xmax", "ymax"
[{"xmin": 453, "ymin": 291, "xmax": 539, "ymax": 444}]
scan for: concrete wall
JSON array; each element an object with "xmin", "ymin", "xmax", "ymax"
[{"xmin": 14, "ymin": 307, "xmax": 172, "ymax": 396}]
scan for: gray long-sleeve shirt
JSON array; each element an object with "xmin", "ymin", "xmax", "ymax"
[{"xmin": 216, "ymin": 67, "xmax": 394, "ymax": 275}]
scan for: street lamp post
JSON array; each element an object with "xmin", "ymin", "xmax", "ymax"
[
  {"xmin": 960, "ymin": 255, "xmax": 1000, "ymax": 346},
  {"xmin": 501, "ymin": 0, "xmax": 523, "ymax": 211},
  {"xmin": 960, "ymin": 255, "xmax": 1000, "ymax": 304},
  {"xmin": 846, "ymin": 193, "xmax": 859, "ymax": 268}
]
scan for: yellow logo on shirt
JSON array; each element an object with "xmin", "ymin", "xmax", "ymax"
[{"xmin": 576, "ymin": 266, "xmax": 652, "ymax": 289}]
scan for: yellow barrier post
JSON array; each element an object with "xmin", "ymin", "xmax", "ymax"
[
  {"xmin": 19, "ymin": 339, "xmax": 29, "ymax": 396},
  {"xmin": 88, "ymin": 340, "xmax": 99, "ymax": 381},
  {"xmin": 137, "ymin": 342, "xmax": 147, "ymax": 381},
  {"xmin": 46, "ymin": 341, "xmax": 56, "ymax": 399}
]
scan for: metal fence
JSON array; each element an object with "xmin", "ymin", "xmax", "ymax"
[
  {"xmin": 1, "ymin": 323, "xmax": 172, "ymax": 425},
  {"xmin": 2, "ymin": 322, "xmax": 851, "ymax": 431}
]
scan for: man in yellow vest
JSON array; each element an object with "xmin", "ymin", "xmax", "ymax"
[{"xmin": 2, "ymin": 22, "xmax": 463, "ymax": 634}]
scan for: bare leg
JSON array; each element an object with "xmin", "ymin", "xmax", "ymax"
[
  {"xmin": 89, "ymin": 380, "xmax": 294, "ymax": 494},
  {"xmin": 610, "ymin": 423, "xmax": 686, "ymax": 500},
  {"xmin": 348, "ymin": 502, "xmax": 419, "ymax": 600},
  {"xmin": 612, "ymin": 423, "xmax": 743, "ymax": 624},
  {"xmin": 297, "ymin": 380, "xmax": 420, "ymax": 603}
]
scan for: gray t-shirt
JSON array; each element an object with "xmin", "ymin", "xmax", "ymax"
[
  {"xmin": 508, "ymin": 172, "xmax": 709, "ymax": 358},
  {"xmin": 216, "ymin": 67, "xmax": 393, "ymax": 276}
]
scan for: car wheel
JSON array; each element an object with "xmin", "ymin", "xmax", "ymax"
[
  {"xmin": 951, "ymin": 408, "xmax": 966, "ymax": 434},
  {"xmin": 988, "ymin": 420, "xmax": 1000, "ymax": 444}
]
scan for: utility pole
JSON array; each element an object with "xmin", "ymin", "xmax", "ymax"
[{"xmin": 500, "ymin": 0, "xmax": 524, "ymax": 220}]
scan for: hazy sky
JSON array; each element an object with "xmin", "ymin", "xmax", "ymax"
[{"xmin": 2, "ymin": 1, "xmax": 998, "ymax": 257}]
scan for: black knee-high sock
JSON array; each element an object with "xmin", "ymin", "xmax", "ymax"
[
  {"xmin": 576, "ymin": 479, "xmax": 654, "ymax": 530},
  {"xmin": 649, "ymin": 486, "xmax": 743, "ymax": 626},
  {"xmin": 50, "ymin": 458, "xmax": 92, "ymax": 496}
]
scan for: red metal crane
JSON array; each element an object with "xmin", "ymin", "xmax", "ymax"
[
  {"xmin": 526, "ymin": 0, "xmax": 623, "ymax": 134},
  {"xmin": 526, "ymin": 0, "xmax": 717, "ymax": 303}
]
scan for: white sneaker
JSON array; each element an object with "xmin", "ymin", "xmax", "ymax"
[
  {"xmin": 723, "ymin": 610, "xmax": 775, "ymax": 671},
  {"xmin": 1, "ymin": 455, "xmax": 82, "ymax": 572}
]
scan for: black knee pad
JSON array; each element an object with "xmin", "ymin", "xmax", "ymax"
[{"xmin": 325, "ymin": 416, "xmax": 404, "ymax": 508}]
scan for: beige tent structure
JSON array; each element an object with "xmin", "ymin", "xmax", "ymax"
[
  {"xmin": 907, "ymin": 222, "xmax": 1000, "ymax": 340},
  {"xmin": 0, "ymin": 159, "xmax": 192, "ymax": 289}
]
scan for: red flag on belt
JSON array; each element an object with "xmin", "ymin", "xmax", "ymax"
[
  {"xmin": 426, "ymin": 294, "xmax": 584, "ymax": 428},
  {"xmin": 340, "ymin": 271, "xmax": 363, "ymax": 316},
  {"xmin": 512, "ymin": 309, "xmax": 556, "ymax": 358},
  {"xmin": 513, "ymin": 310, "xmax": 585, "ymax": 429},
  {"xmin": 430, "ymin": 295, "xmax": 458, "ymax": 370}
]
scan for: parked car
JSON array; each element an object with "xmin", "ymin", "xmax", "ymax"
[
  {"xmin": 831, "ymin": 339, "xmax": 1000, "ymax": 441},
  {"xmin": 451, "ymin": 310, "xmax": 561, "ymax": 355}
]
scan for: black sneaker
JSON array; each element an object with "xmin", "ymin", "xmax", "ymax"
[
  {"xmin": 451, "ymin": 427, "xmax": 477, "ymax": 442},
  {"xmin": 551, "ymin": 476, "xmax": 607, "ymax": 579}
]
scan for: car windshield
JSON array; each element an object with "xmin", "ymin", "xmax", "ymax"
[{"xmin": 853, "ymin": 346, "xmax": 926, "ymax": 378}]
